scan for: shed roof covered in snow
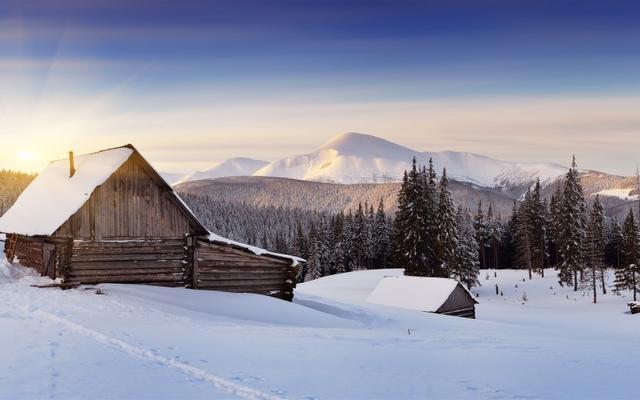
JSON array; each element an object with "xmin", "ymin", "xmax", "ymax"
[{"xmin": 366, "ymin": 276, "xmax": 478, "ymax": 314}]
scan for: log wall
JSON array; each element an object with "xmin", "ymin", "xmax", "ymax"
[
  {"xmin": 195, "ymin": 240, "xmax": 297, "ymax": 301},
  {"xmin": 64, "ymin": 239, "xmax": 189, "ymax": 286},
  {"xmin": 7, "ymin": 234, "xmax": 45, "ymax": 275}
]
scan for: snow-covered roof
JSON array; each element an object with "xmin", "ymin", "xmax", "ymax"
[
  {"xmin": 0, "ymin": 147, "xmax": 135, "ymax": 236},
  {"xmin": 366, "ymin": 276, "xmax": 477, "ymax": 312},
  {"xmin": 207, "ymin": 232, "xmax": 305, "ymax": 266}
]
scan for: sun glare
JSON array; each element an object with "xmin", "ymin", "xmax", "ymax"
[{"xmin": 17, "ymin": 150, "xmax": 35, "ymax": 162}]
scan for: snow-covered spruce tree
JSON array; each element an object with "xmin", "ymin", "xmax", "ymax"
[
  {"xmin": 352, "ymin": 202, "xmax": 367, "ymax": 270},
  {"xmin": 615, "ymin": 209, "xmax": 640, "ymax": 301},
  {"xmin": 306, "ymin": 222, "xmax": 323, "ymax": 281},
  {"xmin": 331, "ymin": 212, "xmax": 348, "ymax": 274},
  {"xmin": 557, "ymin": 156, "xmax": 587, "ymax": 291},
  {"xmin": 485, "ymin": 204, "xmax": 504, "ymax": 269},
  {"xmin": 513, "ymin": 191, "xmax": 534, "ymax": 279},
  {"xmin": 393, "ymin": 159, "xmax": 428, "ymax": 276},
  {"xmin": 420, "ymin": 159, "xmax": 439, "ymax": 276},
  {"xmin": 528, "ymin": 179, "xmax": 547, "ymax": 277},
  {"xmin": 372, "ymin": 198, "xmax": 391, "ymax": 269},
  {"xmin": 366, "ymin": 203, "xmax": 376, "ymax": 268},
  {"xmin": 392, "ymin": 171, "xmax": 413, "ymax": 274},
  {"xmin": 548, "ymin": 186, "xmax": 564, "ymax": 268},
  {"xmin": 584, "ymin": 196, "xmax": 607, "ymax": 303},
  {"xmin": 453, "ymin": 206, "xmax": 480, "ymax": 288},
  {"xmin": 606, "ymin": 217, "xmax": 623, "ymax": 270},
  {"xmin": 343, "ymin": 209, "xmax": 356, "ymax": 272},
  {"xmin": 435, "ymin": 168, "xmax": 458, "ymax": 277},
  {"xmin": 474, "ymin": 201, "xmax": 489, "ymax": 268}
]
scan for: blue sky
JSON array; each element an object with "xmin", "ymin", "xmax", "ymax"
[{"xmin": 1, "ymin": 1, "xmax": 640, "ymax": 173}]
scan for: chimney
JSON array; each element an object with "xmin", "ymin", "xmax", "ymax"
[{"xmin": 69, "ymin": 151, "xmax": 75, "ymax": 178}]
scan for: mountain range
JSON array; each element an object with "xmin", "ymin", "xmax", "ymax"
[
  {"xmin": 169, "ymin": 132, "xmax": 639, "ymax": 218},
  {"xmin": 171, "ymin": 132, "xmax": 568, "ymax": 189}
]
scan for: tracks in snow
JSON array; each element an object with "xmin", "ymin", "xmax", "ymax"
[{"xmin": 32, "ymin": 310, "xmax": 284, "ymax": 400}]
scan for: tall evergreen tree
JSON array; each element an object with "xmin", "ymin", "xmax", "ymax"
[
  {"xmin": 514, "ymin": 190, "xmax": 534, "ymax": 279},
  {"xmin": 607, "ymin": 217, "xmax": 623, "ymax": 269},
  {"xmin": 485, "ymin": 204, "xmax": 503, "ymax": 269},
  {"xmin": 616, "ymin": 209, "xmax": 640, "ymax": 301},
  {"xmin": 474, "ymin": 202, "xmax": 488, "ymax": 268},
  {"xmin": 585, "ymin": 196, "xmax": 607, "ymax": 302},
  {"xmin": 372, "ymin": 199, "xmax": 390, "ymax": 269},
  {"xmin": 548, "ymin": 186, "xmax": 564, "ymax": 268},
  {"xmin": 435, "ymin": 168, "xmax": 457, "ymax": 277},
  {"xmin": 557, "ymin": 156, "xmax": 587, "ymax": 291},
  {"xmin": 420, "ymin": 159, "xmax": 439, "ymax": 275},
  {"xmin": 528, "ymin": 179, "xmax": 547, "ymax": 277},
  {"xmin": 453, "ymin": 207, "xmax": 481, "ymax": 288}
]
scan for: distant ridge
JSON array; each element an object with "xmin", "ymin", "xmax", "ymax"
[{"xmin": 177, "ymin": 157, "xmax": 268, "ymax": 184}]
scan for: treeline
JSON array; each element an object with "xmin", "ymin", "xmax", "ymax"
[
  {"xmin": 181, "ymin": 193, "xmax": 393, "ymax": 282},
  {"xmin": 0, "ymin": 170, "xmax": 36, "ymax": 215},
  {"xmin": 506, "ymin": 157, "xmax": 639, "ymax": 302}
]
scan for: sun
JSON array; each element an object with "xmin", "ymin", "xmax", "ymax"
[{"xmin": 17, "ymin": 150, "xmax": 35, "ymax": 162}]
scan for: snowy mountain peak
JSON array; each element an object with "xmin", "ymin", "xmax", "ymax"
[
  {"xmin": 254, "ymin": 132, "xmax": 567, "ymax": 187},
  {"xmin": 321, "ymin": 132, "xmax": 414, "ymax": 157}
]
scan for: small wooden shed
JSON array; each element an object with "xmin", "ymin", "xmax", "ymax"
[
  {"xmin": 0, "ymin": 145, "xmax": 300, "ymax": 300},
  {"xmin": 366, "ymin": 276, "xmax": 479, "ymax": 318}
]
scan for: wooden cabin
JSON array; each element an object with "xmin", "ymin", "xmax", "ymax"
[
  {"xmin": 0, "ymin": 145, "xmax": 300, "ymax": 300},
  {"xmin": 366, "ymin": 276, "xmax": 479, "ymax": 318}
]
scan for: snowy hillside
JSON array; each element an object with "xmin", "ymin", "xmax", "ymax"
[
  {"xmin": 2, "ymin": 253, "xmax": 639, "ymax": 399},
  {"xmin": 177, "ymin": 158, "xmax": 268, "ymax": 184},
  {"xmin": 254, "ymin": 132, "xmax": 567, "ymax": 187},
  {"xmin": 175, "ymin": 176, "xmax": 516, "ymax": 215}
]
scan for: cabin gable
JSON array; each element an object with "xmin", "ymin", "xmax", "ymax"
[
  {"xmin": 53, "ymin": 153, "xmax": 199, "ymax": 240},
  {"xmin": 436, "ymin": 284, "xmax": 477, "ymax": 318}
]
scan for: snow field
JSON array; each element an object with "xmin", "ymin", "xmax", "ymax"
[{"xmin": 1, "ymin": 259, "xmax": 639, "ymax": 399}]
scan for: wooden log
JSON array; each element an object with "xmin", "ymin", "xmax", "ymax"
[
  {"xmin": 71, "ymin": 246, "xmax": 186, "ymax": 255},
  {"xmin": 69, "ymin": 267, "xmax": 184, "ymax": 276},
  {"xmin": 197, "ymin": 251, "xmax": 291, "ymax": 266},
  {"xmin": 197, "ymin": 260, "xmax": 288, "ymax": 269},
  {"xmin": 71, "ymin": 252, "xmax": 186, "ymax": 262},
  {"xmin": 199, "ymin": 265, "xmax": 287, "ymax": 273},
  {"xmin": 197, "ymin": 272, "xmax": 285, "ymax": 281},
  {"xmin": 73, "ymin": 239, "xmax": 185, "ymax": 247},
  {"xmin": 70, "ymin": 260, "xmax": 186, "ymax": 270},
  {"xmin": 196, "ymin": 279, "xmax": 285, "ymax": 288},
  {"xmin": 67, "ymin": 273, "xmax": 183, "ymax": 284}
]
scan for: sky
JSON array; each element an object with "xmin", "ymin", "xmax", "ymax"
[{"xmin": 1, "ymin": 0, "xmax": 640, "ymax": 175}]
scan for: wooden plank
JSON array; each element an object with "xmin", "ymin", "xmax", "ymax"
[
  {"xmin": 197, "ymin": 246, "xmax": 291, "ymax": 265},
  {"xmin": 71, "ymin": 253, "xmax": 186, "ymax": 262},
  {"xmin": 73, "ymin": 239, "xmax": 185, "ymax": 248},
  {"xmin": 196, "ymin": 279, "xmax": 285, "ymax": 288},
  {"xmin": 70, "ymin": 260, "xmax": 186, "ymax": 270},
  {"xmin": 197, "ymin": 266, "xmax": 287, "ymax": 273},
  {"xmin": 69, "ymin": 267, "xmax": 184, "ymax": 276},
  {"xmin": 197, "ymin": 272, "xmax": 286, "ymax": 280},
  {"xmin": 71, "ymin": 246, "xmax": 186, "ymax": 256},
  {"xmin": 197, "ymin": 261, "xmax": 288, "ymax": 270},
  {"xmin": 68, "ymin": 273, "xmax": 183, "ymax": 283}
]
